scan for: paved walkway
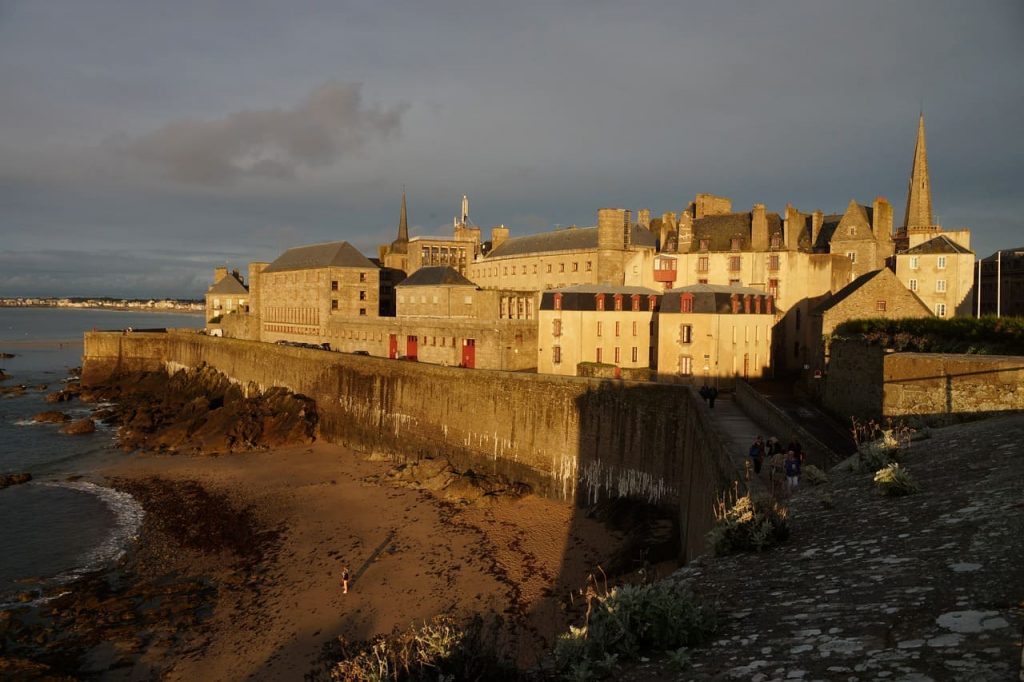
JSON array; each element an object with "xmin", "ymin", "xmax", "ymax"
[{"xmin": 700, "ymin": 392, "xmax": 771, "ymax": 496}]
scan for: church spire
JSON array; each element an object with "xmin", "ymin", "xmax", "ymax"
[
  {"xmin": 397, "ymin": 189, "xmax": 409, "ymax": 242},
  {"xmin": 903, "ymin": 112, "xmax": 934, "ymax": 231}
]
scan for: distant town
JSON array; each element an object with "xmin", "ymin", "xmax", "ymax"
[{"xmin": 0, "ymin": 297, "xmax": 203, "ymax": 313}]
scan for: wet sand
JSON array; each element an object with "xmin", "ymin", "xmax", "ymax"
[{"xmin": 101, "ymin": 442, "xmax": 624, "ymax": 679}]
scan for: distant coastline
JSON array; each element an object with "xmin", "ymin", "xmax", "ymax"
[{"xmin": 0, "ymin": 297, "xmax": 203, "ymax": 315}]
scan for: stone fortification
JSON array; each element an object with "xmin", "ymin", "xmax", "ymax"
[
  {"xmin": 824, "ymin": 339, "xmax": 1024, "ymax": 423},
  {"xmin": 83, "ymin": 331, "xmax": 736, "ymax": 560}
]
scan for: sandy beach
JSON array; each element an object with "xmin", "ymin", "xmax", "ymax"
[{"xmin": 93, "ymin": 442, "xmax": 625, "ymax": 679}]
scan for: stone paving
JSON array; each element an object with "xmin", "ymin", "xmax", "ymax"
[{"xmin": 622, "ymin": 412, "xmax": 1024, "ymax": 681}]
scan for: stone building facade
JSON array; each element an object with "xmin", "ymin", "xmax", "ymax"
[
  {"xmin": 536, "ymin": 285, "xmax": 660, "ymax": 376},
  {"xmin": 657, "ymin": 285, "xmax": 776, "ymax": 387},
  {"xmin": 895, "ymin": 235, "xmax": 975, "ymax": 318},
  {"xmin": 976, "ymin": 247, "xmax": 1024, "ymax": 317},
  {"xmin": 204, "ymin": 267, "xmax": 249, "ymax": 334}
]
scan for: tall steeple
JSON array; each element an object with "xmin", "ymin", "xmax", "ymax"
[
  {"xmin": 389, "ymin": 190, "xmax": 409, "ymax": 254},
  {"xmin": 903, "ymin": 113, "xmax": 934, "ymax": 231}
]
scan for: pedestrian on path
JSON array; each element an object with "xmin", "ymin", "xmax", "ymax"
[
  {"xmin": 784, "ymin": 450, "xmax": 801, "ymax": 492},
  {"xmin": 708, "ymin": 386, "xmax": 718, "ymax": 409},
  {"xmin": 749, "ymin": 436, "xmax": 766, "ymax": 475},
  {"xmin": 699, "ymin": 384, "xmax": 710, "ymax": 405},
  {"xmin": 341, "ymin": 565, "xmax": 351, "ymax": 594}
]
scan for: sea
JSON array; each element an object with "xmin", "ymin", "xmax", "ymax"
[{"xmin": 0, "ymin": 307, "xmax": 202, "ymax": 604}]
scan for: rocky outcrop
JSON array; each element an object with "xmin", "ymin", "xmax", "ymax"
[
  {"xmin": 45, "ymin": 386, "xmax": 80, "ymax": 403},
  {"xmin": 0, "ymin": 368, "xmax": 8, "ymax": 381},
  {"xmin": 86, "ymin": 364, "xmax": 318, "ymax": 455},
  {"xmin": 377, "ymin": 457, "xmax": 531, "ymax": 504},
  {"xmin": 0, "ymin": 384, "xmax": 26, "ymax": 396},
  {"xmin": 0, "ymin": 473, "xmax": 32, "ymax": 489},
  {"xmin": 62, "ymin": 418, "xmax": 96, "ymax": 435},
  {"xmin": 33, "ymin": 411, "xmax": 70, "ymax": 423}
]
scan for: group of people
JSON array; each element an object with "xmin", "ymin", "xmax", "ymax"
[
  {"xmin": 748, "ymin": 435, "xmax": 805, "ymax": 492},
  {"xmin": 698, "ymin": 384, "xmax": 719, "ymax": 409}
]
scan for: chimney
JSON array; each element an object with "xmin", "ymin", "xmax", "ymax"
[
  {"xmin": 637, "ymin": 208, "xmax": 651, "ymax": 229},
  {"xmin": 490, "ymin": 225, "xmax": 510, "ymax": 250},
  {"xmin": 751, "ymin": 204, "xmax": 768, "ymax": 251},
  {"xmin": 247, "ymin": 262, "xmax": 269, "ymax": 317},
  {"xmin": 231, "ymin": 269, "xmax": 241, "ymax": 283},
  {"xmin": 872, "ymin": 196, "xmax": 893, "ymax": 242},
  {"xmin": 811, "ymin": 211, "xmax": 824, "ymax": 249},
  {"xmin": 676, "ymin": 208, "xmax": 693, "ymax": 253},
  {"xmin": 214, "ymin": 266, "xmax": 228, "ymax": 283},
  {"xmin": 597, "ymin": 208, "xmax": 629, "ymax": 250},
  {"xmin": 783, "ymin": 204, "xmax": 803, "ymax": 250}
]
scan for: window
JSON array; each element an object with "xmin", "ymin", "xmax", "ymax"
[
  {"xmin": 613, "ymin": 294, "xmax": 623, "ymax": 311},
  {"xmin": 359, "ymin": 308, "xmax": 367, "ymax": 316},
  {"xmin": 546, "ymin": 264, "xmax": 552, "ymax": 273},
  {"xmin": 359, "ymin": 272, "xmax": 367, "ymax": 282},
  {"xmin": 768, "ymin": 279, "xmax": 779, "ymax": 298},
  {"xmin": 559, "ymin": 263, "xmax": 565, "ymax": 273},
  {"xmin": 795, "ymin": 308, "xmax": 801, "ymax": 330},
  {"xmin": 698, "ymin": 278, "xmax": 708, "ymax": 285},
  {"xmin": 697, "ymin": 256, "xmax": 709, "ymax": 273},
  {"xmin": 730, "ymin": 237, "xmax": 742, "ymax": 251},
  {"xmin": 909, "ymin": 279, "xmax": 918, "ymax": 292},
  {"xmin": 679, "ymin": 356, "xmax": 693, "ymax": 376},
  {"xmin": 679, "ymin": 324, "xmax": 692, "ymax": 343},
  {"xmin": 597, "ymin": 321, "xmax": 603, "ymax": 337},
  {"xmin": 614, "ymin": 347, "xmax": 620, "ymax": 363},
  {"xmin": 680, "ymin": 295, "xmax": 693, "ymax": 313},
  {"xmin": 596, "ymin": 348, "xmax": 603, "ymax": 363},
  {"xmin": 552, "ymin": 319, "xmax": 562, "ymax": 337},
  {"xmin": 699, "ymin": 238, "xmax": 710, "ymax": 251},
  {"xmin": 553, "ymin": 293, "xmax": 562, "ymax": 310},
  {"xmin": 553, "ymin": 345, "xmax": 562, "ymax": 364},
  {"xmin": 728, "ymin": 256, "xmax": 741, "ymax": 271},
  {"xmin": 876, "ymin": 300, "xmax": 887, "ymax": 312},
  {"xmin": 729, "ymin": 278, "xmax": 741, "ymax": 286},
  {"xmin": 631, "ymin": 294, "xmax": 640, "ymax": 311},
  {"xmin": 936, "ymin": 303, "xmax": 947, "ymax": 317},
  {"xmin": 846, "ymin": 251, "xmax": 857, "ymax": 263},
  {"xmin": 936, "ymin": 279, "xmax": 947, "ymax": 292},
  {"xmin": 503, "ymin": 267, "xmax": 508, "ymax": 275},
  {"xmin": 331, "ymin": 280, "xmax": 339, "ymax": 291},
  {"xmin": 768, "ymin": 254, "xmax": 780, "ymax": 271},
  {"xmin": 596, "ymin": 294, "xmax": 605, "ymax": 311},
  {"xmin": 572, "ymin": 262, "xmax": 579, "ymax": 272},
  {"xmin": 615, "ymin": 321, "xmax": 621, "ymax": 337},
  {"xmin": 331, "ymin": 299, "xmax": 338, "ymax": 310},
  {"xmin": 770, "ymin": 234, "xmax": 781, "ymax": 249},
  {"xmin": 631, "ymin": 347, "xmax": 638, "ymax": 363},
  {"xmin": 937, "ymin": 256, "xmax": 947, "ymax": 269},
  {"xmin": 847, "ymin": 226, "xmax": 856, "ymax": 237},
  {"xmin": 586, "ymin": 261, "xmax": 593, "ymax": 272},
  {"xmin": 464, "ymin": 295, "xmax": 472, "ymax": 304},
  {"xmin": 910, "ymin": 256, "xmax": 919, "ymax": 269},
  {"xmin": 632, "ymin": 321, "xmax": 638, "ymax": 336},
  {"xmin": 359, "ymin": 290, "xmax": 367, "ymax": 300}
]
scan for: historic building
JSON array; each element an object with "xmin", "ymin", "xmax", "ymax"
[
  {"xmin": 204, "ymin": 267, "xmax": 249, "ymax": 334},
  {"xmin": 657, "ymin": 284, "xmax": 775, "ymax": 386},
  {"xmin": 536, "ymin": 285, "xmax": 660, "ymax": 376},
  {"xmin": 379, "ymin": 193, "xmax": 484, "ymax": 278},
  {"xmin": 895, "ymin": 235, "xmax": 975, "ymax": 318}
]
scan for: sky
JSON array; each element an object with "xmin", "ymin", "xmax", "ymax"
[{"xmin": 1, "ymin": 0, "xmax": 1022, "ymax": 298}]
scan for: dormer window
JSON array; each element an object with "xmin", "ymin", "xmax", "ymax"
[
  {"xmin": 699, "ymin": 238, "xmax": 710, "ymax": 251},
  {"xmin": 770, "ymin": 234, "xmax": 781, "ymax": 249},
  {"xmin": 613, "ymin": 294, "xmax": 623, "ymax": 311},
  {"xmin": 730, "ymin": 238, "xmax": 742, "ymax": 251},
  {"xmin": 553, "ymin": 293, "xmax": 563, "ymax": 311},
  {"xmin": 595, "ymin": 294, "xmax": 605, "ymax": 311},
  {"xmin": 630, "ymin": 294, "xmax": 640, "ymax": 311}
]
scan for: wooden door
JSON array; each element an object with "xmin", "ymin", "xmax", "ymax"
[
  {"xmin": 388, "ymin": 334, "xmax": 398, "ymax": 359},
  {"xmin": 406, "ymin": 335, "xmax": 418, "ymax": 360},
  {"xmin": 461, "ymin": 338, "xmax": 475, "ymax": 369}
]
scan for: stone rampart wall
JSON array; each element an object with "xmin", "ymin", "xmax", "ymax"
[
  {"xmin": 823, "ymin": 340, "xmax": 1024, "ymax": 424},
  {"xmin": 733, "ymin": 381, "xmax": 840, "ymax": 464},
  {"xmin": 83, "ymin": 331, "xmax": 736, "ymax": 561}
]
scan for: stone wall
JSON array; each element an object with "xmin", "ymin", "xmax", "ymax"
[
  {"xmin": 733, "ymin": 380, "xmax": 840, "ymax": 465},
  {"xmin": 823, "ymin": 339, "xmax": 1024, "ymax": 424},
  {"xmin": 83, "ymin": 331, "xmax": 736, "ymax": 561}
]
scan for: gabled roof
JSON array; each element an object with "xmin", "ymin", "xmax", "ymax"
[
  {"xmin": 688, "ymin": 212, "xmax": 786, "ymax": 252},
  {"xmin": 904, "ymin": 234, "xmax": 973, "ymax": 255},
  {"xmin": 263, "ymin": 241, "xmax": 376, "ymax": 273},
  {"xmin": 980, "ymin": 247, "xmax": 1024, "ymax": 262},
  {"xmin": 397, "ymin": 266, "xmax": 477, "ymax": 287},
  {"xmin": 486, "ymin": 224, "xmax": 656, "ymax": 259},
  {"xmin": 661, "ymin": 284, "xmax": 772, "ymax": 314},
  {"xmin": 207, "ymin": 273, "xmax": 248, "ymax": 295},
  {"xmin": 833, "ymin": 200, "xmax": 873, "ymax": 240},
  {"xmin": 815, "ymin": 269, "xmax": 884, "ymax": 314}
]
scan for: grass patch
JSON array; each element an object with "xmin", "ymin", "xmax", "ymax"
[
  {"xmin": 873, "ymin": 463, "xmax": 920, "ymax": 497},
  {"xmin": 707, "ymin": 489, "xmax": 789, "ymax": 556}
]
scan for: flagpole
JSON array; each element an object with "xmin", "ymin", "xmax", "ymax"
[{"xmin": 996, "ymin": 251, "xmax": 1002, "ymax": 318}]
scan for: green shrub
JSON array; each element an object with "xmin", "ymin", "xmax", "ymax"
[
  {"xmin": 851, "ymin": 417, "xmax": 914, "ymax": 473},
  {"xmin": 873, "ymin": 463, "xmax": 920, "ymax": 496},
  {"xmin": 802, "ymin": 464, "xmax": 829, "ymax": 486},
  {"xmin": 832, "ymin": 316, "xmax": 1024, "ymax": 355},
  {"xmin": 554, "ymin": 580, "xmax": 716, "ymax": 679},
  {"xmin": 707, "ymin": 494, "xmax": 789, "ymax": 556}
]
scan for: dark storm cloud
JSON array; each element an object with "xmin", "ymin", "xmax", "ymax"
[{"xmin": 107, "ymin": 82, "xmax": 407, "ymax": 185}]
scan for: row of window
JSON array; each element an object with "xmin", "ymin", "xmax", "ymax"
[
  {"xmin": 690, "ymin": 254, "xmax": 782, "ymax": 273},
  {"xmin": 551, "ymin": 346, "xmax": 643, "ymax": 365},
  {"xmin": 907, "ymin": 279, "xmax": 947, "ymax": 293},
  {"xmin": 908, "ymin": 256, "xmax": 947, "ymax": 270},
  {"xmin": 330, "ymin": 300, "xmax": 368, "ymax": 315},
  {"xmin": 552, "ymin": 293, "xmax": 657, "ymax": 312},
  {"xmin": 481, "ymin": 261, "xmax": 595, "ymax": 278},
  {"xmin": 329, "ymin": 274, "xmax": 369, "ymax": 290}
]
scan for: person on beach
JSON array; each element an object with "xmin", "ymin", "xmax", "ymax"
[{"xmin": 341, "ymin": 566, "xmax": 351, "ymax": 594}]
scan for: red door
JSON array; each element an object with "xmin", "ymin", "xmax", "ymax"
[
  {"xmin": 388, "ymin": 334, "xmax": 398, "ymax": 359},
  {"xmin": 406, "ymin": 335, "xmax": 418, "ymax": 360},
  {"xmin": 461, "ymin": 338, "xmax": 475, "ymax": 369}
]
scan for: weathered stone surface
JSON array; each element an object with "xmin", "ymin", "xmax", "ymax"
[
  {"xmin": 619, "ymin": 413, "xmax": 1024, "ymax": 681},
  {"xmin": 0, "ymin": 473, "xmax": 32, "ymax": 489},
  {"xmin": 33, "ymin": 411, "xmax": 70, "ymax": 423},
  {"xmin": 61, "ymin": 418, "xmax": 96, "ymax": 435}
]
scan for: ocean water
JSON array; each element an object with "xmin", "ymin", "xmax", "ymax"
[{"xmin": 0, "ymin": 307, "xmax": 202, "ymax": 602}]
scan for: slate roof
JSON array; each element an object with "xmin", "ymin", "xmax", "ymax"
[
  {"xmin": 814, "ymin": 270, "xmax": 886, "ymax": 315},
  {"xmin": 548, "ymin": 284, "xmax": 661, "ymax": 296},
  {"xmin": 905, "ymin": 234, "xmax": 974, "ymax": 255},
  {"xmin": 263, "ymin": 241, "xmax": 376, "ymax": 273},
  {"xmin": 539, "ymin": 285, "xmax": 661, "ymax": 312},
  {"xmin": 660, "ymin": 283, "xmax": 772, "ymax": 314},
  {"xmin": 486, "ymin": 224, "xmax": 656, "ymax": 259},
  {"xmin": 206, "ymin": 273, "xmax": 248, "ymax": 295},
  {"xmin": 980, "ymin": 247, "xmax": 1024, "ymax": 262},
  {"xmin": 688, "ymin": 212, "xmax": 785, "ymax": 252},
  {"xmin": 396, "ymin": 266, "xmax": 477, "ymax": 287}
]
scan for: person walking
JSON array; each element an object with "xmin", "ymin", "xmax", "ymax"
[
  {"xmin": 699, "ymin": 384, "xmax": 710, "ymax": 405},
  {"xmin": 748, "ymin": 436, "xmax": 766, "ymax": 475},
  {"xmin": 708, "ymin": 386, "xmax": 718, "ymax": 409},
  {"xmin": 784, "ymin": 450, "xmax": 801, "ymax": 492},
  {"xmin": 341, "ymin": 565, "xmax": 351, "ymax": 594}
]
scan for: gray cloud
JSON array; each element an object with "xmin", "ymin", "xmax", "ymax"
[{"xmin": 107, "ymin": 82, "xmax": 407, "ymax": 185}]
